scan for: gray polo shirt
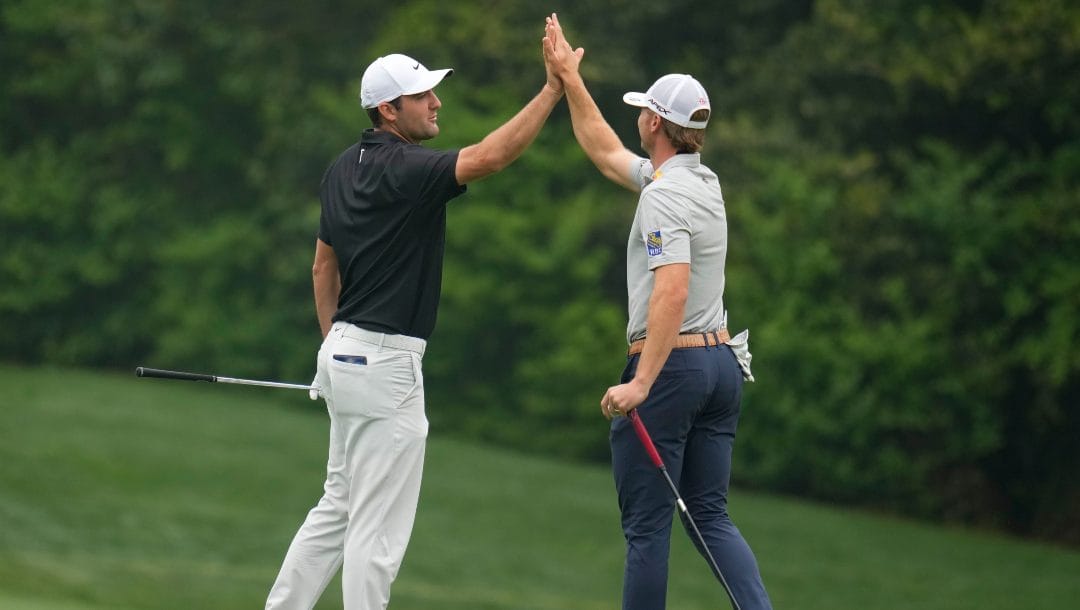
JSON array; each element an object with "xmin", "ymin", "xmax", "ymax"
[{"xmin": 625, "ymin": 153, "xmax": 727, "ymax": 343}]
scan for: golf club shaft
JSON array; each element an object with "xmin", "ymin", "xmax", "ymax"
[
  {"xmin": 135, "ymin": 367, "xmax": 316, "ymax": 391},
  {"xmin": 627, "ymin": 410, "xmax": 741, "ymax": 610}
]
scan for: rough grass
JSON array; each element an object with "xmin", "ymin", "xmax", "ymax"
[{"xmin": 1, "ymin": 364, "xmax": 1078, "ymax": 609}]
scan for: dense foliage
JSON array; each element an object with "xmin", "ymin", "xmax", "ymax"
[{"xmin": 2, "ymin": 0, "xmax": 1077, "ymax": 543}]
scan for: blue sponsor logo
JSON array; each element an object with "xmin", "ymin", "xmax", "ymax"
[{"xmin": 647, "ymin": 230, "xmax": 662, "ymax": 256}]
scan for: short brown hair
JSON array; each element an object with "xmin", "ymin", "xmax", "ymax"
[
  {"xmin": 661, "ymin": 109, "xmax": 710, "ymax": 153},
  {"xmin": 366, "ymin": 96, "xmax": 403, "ymax": 127}
]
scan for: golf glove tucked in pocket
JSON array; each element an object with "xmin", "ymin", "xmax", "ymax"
[{"xmin": 725, "ymin": 329, "xmax": 755, "ymax": 382}]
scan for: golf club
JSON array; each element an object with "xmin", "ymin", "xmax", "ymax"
[
  {"xmin": 627, "ymin": 409, "xmax": 741, "ymax": 610},
  {"xmin": 135, "ymin": 367, "xmax": 320, "ymax": 400}
]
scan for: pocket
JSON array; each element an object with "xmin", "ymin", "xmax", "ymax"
[
  {"xmin": 409, "ymin": 352, "xmax": 423, "ymax": 394},
  {"xmin": 372, "ymin": 351, "xmax": 416, "ymax": 409},
  {"xmin": 654, "ymin": 367, "xmax": 705, "ymax": 386},
  {"xmin": 333, "ymin": 354, "xmax": 368, "ymax": 365},
  {"xmin": 650, "ymin": 366, "xmax": 707, "ymax": 408},
  {"xmin": 329, "ymin": 349, "xmax": 416, "ymax": 417}
]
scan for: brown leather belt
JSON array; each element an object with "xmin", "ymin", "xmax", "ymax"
[{"xmin": 628, "ymin": 329, "xmax": 731, "ymax": 356}]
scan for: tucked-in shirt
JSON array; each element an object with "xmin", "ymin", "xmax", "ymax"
[
  {"xmin": 625, "ymin": 153, "xmax": 728, "ymax": 343},
  {"xmin": 318, "ymin": 129, "xmax": 466, "ymax": 340}
]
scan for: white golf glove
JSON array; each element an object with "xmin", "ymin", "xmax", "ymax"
[{"xmin": 725, "ymin": 329, "xmax": 755, "ymax": 383}]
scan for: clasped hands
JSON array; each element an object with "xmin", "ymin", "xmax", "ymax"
[{"xmin": 542, "ymin": 13, "xmax": 583, "ymax": 95}]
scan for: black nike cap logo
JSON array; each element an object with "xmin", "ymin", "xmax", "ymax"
[{"xmin": 413, "ymin": 63, "xmax": 420, "ymax": 70}]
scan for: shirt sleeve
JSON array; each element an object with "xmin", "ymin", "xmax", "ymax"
[
  {"xmin": 411, "ymin": 148, "xmax": 467, "ymax": 209},
  {"xmin": 628, "ymin": 155, "xmax": 653, "ymax": 190},
  {"xmin": 637, "ymin": 186, "xmax": 691, "ymax": 270}
]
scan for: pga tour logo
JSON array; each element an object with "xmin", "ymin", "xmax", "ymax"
[{"xmin": 647, "ymin": 230, "xmax": 663, "ymax": 256}]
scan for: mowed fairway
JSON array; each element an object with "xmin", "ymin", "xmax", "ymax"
[{"xmin": 1, "ymin": 364, "xmax": 1078, "ymax": 609}]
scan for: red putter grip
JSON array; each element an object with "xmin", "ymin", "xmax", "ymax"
[{"xmin": 628, "ymin": 410, "xmax": 665, "ymax": 469}]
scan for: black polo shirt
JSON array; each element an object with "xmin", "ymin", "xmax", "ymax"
[{"xmin": 318, "ymin": 129, "xmax": 467, "ymax": 340}]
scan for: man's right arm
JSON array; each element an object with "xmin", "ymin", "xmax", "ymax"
[
  {"xmin": 313, "ymin": 238, "xmax": 340, "ymax": 339},
  {"xmin": 544, "ymin": 13, "xmax": 640, "ymax": 193}
]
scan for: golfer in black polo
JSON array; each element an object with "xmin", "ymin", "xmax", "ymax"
[{"xmin": 266, "ymin": 46, "xmax": 565, "ymax": 609}]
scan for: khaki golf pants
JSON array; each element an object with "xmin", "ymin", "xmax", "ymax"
[{"xmin": 266, "ymin": 322, "xmax": 428, "ymax": 610}]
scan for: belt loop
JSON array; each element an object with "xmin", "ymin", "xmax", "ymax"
[
  {"xmin": 378, "ymin": 333, "xmax": 386, "ymax": 352},
  {"xmin": 713, "ymin": 330, "xmax": 722, "ymax": 347},
  {"xmin": 701, "ymin": 332, "xmax": 710, "ymax": 351}
]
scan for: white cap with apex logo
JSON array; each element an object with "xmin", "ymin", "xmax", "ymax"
[
  {"xmin": 623, "ymin": 74, "xmax": 711, "ymax": 129},
  {"xmin": 359, "ymin": 53, "xmax": 453, "ymax": 109}
]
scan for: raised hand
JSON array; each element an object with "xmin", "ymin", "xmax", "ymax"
[
  {"xmin": 542, "ymin": 15, "xmax": 564, "ymax": 95},
  {"xmin": 543, "ymin": 13, "xmax": 584, "ymax": 80}
]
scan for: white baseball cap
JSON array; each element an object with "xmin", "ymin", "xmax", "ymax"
[
  {"xmin": 359, "ymin": 53, "xmax": 453, "ymax": 109},
  {"xmin": 623, "ymin": 74, "xmax": 711, "ymax": 129}
]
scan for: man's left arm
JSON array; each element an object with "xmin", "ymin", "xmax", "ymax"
[{"xmin": 600, "ymin": 263, "xmax": 689, "ymax": 419}]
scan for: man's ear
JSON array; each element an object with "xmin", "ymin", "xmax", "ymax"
[
  {"xmin": 378, "ymin": 102, "xmax": 397, "ymax": 124},
  {"xmin": 647, "ymin": 112, "xmax": 663, "ymax": 133}
]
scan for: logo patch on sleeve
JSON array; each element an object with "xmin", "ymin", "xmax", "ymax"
[{"xmin": 647, "ymin": 230, "xmax": 663, "ymax": 256}]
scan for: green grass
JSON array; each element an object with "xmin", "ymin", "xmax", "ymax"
[{"xmin": 1, "ymin": 364, "xmax": 1078, "ymax": 609}]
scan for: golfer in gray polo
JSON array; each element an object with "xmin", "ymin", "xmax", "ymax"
[{"xmin": 544, "ymin": 14, "xmax": 771, "ymax": 610}]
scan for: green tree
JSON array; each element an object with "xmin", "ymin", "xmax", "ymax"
[
  {"xmin": 722, "ymin": 0, "xmax": 1080, "ymax": 540},
  {"xmin": 2, "ymin": 0, "xmax": 1077, "ymax": 543}
]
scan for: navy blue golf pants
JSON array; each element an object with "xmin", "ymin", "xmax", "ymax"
[{"xmin": 611, "ymin": 345, "xmax": 772, "ymax": 610}]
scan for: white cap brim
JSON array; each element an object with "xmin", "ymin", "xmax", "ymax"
[
  {"xmin": 623, "ymin": 91, "xmax": 649, "ymax": 107},
  {"xmin": 402, "ymin": 68, "xmax": 453, "ymax": 96}
]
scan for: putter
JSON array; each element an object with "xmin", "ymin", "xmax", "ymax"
[
  {"xmin": 627, "ymin": 409, "xmax": 741, "ymax": 610},
  {"xmin": 135, "ymin": 367, "xmax": 320, "ymax": 400}
]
